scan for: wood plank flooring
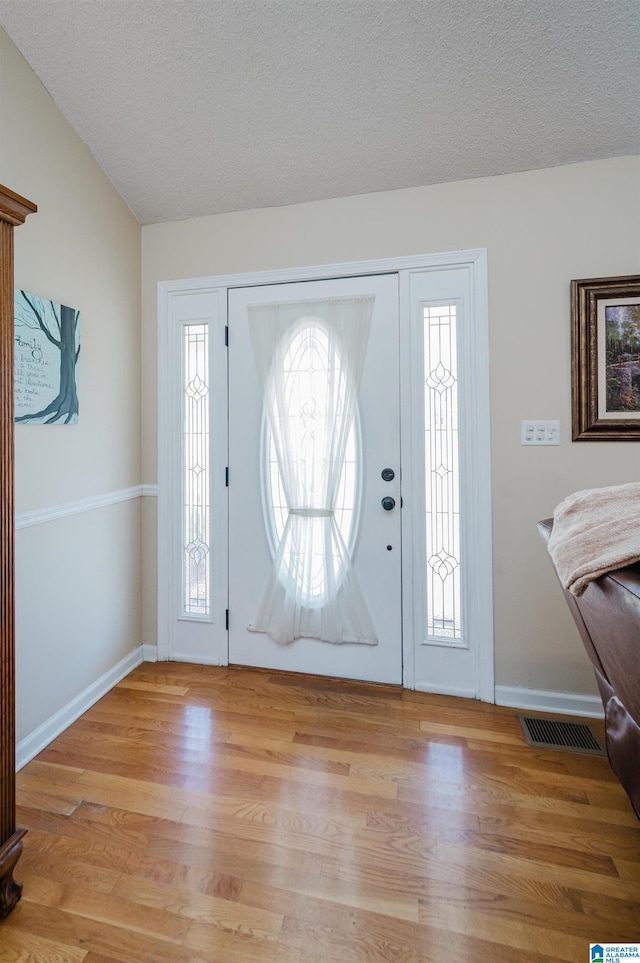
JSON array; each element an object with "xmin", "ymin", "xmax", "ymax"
[{"xmin": 2, "ymin": 662, "xmax": 640, "ymax": 962}]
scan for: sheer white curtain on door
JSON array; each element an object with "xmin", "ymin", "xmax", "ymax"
[{"xmin": 247, "ymin": 295, "xmax": 378, "ymax": 646}]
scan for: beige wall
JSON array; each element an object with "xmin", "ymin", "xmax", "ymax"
[
  {"xmin": 0, "ymin": 30, "xmax": 143, "ymax": 742},
  {"xmin": 142, "ymin": 156, "xmax": 640, "ymax": 695},
  {"xmin": 15, "ymin": 502, "xmax": 141, "ymax": 739}
]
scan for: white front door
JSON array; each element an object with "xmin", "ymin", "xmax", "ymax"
[
  {"xmin": 158, "ymin": 251, "xmax": 492, "ymax": 700},
  {"xmin": 228, "ymin": 274, "xmax": 402, "ymax": 684}
]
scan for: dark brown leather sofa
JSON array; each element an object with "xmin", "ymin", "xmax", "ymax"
[{"xmin": 539, "ymin": 518, "xmax": 640, "ymax": 819}]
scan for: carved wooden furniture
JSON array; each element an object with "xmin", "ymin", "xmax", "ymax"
[
  {"xmin": 0, "ymin": 185, "xmax": 37, "ymax": 919},
  {"xmin": 540, "ymin": 518, "xmax": 640, "ymax": 820}
]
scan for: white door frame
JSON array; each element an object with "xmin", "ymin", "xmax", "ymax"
[{"xmin": 157, "ymin": 249, "xmax": 494, "ymax": 701}]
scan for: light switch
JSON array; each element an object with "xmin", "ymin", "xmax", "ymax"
[{"xmin": 521, "ymin": 420, "xmax": 560, "ymax": 445}]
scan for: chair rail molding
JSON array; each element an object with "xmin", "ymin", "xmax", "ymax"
[{"xmin": 16, "ymin": 485, "xmax": 156, "ymax": 530}]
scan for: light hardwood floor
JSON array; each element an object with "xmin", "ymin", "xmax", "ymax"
[{"xmin": 2, "ymin": 662, "xmax": 639, "ymax": 962}]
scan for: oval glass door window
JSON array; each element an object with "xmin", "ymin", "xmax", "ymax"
[{"xmin": 263, "ymin": 320, "xmax": 360, "ymax": 602}]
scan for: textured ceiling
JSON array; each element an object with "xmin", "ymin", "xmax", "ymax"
[{"xmin": 0, "ymin": 0, "xmax": 638, "ymax": 224}]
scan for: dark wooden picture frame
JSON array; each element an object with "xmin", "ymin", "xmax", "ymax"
[{"xmin": 571, "ymin": 274, "xmax": 640, "ymax": 440}]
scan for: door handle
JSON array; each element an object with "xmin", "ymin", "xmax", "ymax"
[{"xmin": 381, "ymin": 496, "xmax": 396, "ymax": 511}]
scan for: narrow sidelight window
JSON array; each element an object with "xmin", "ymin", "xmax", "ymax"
[
  {"xmin": 424, "ymin": 304, "xmax": 461, "ymax": 641},
  {"xmin": 182, "ymin": 323, "xmax": 210, "ymax": 617}
]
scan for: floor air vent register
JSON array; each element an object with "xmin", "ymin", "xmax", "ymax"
[{"xmin": 517, "ymin": 714, "xmax": 606, "ymax": 755}]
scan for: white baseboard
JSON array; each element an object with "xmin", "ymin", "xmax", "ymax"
[
  {"xmin": 495, "ymin": 684, "xmax": 604, "ymax": 719},
  {"xmin": 142, "ymin": 644, "xmax": 158, "ymax": 662},
  {"xmin": 16, "ymin": 645, "xmax": 144, "ymax": 771},
  {"xmin": 414, "ymin": 682, "xmax": 477, "ymax": 700}
]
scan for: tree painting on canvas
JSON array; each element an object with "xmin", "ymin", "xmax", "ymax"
[{"xmin": 14, "ymin": 290, "xmax": 81, "ymax": 424}]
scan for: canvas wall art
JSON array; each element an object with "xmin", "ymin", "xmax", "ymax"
[{"xmin": 14, "ymin": 290, "xmax": 81, "ymax": 424}]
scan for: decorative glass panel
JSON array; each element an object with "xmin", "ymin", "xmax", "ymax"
[
  {"xmin": 183, "ymin": 323, "xmax": 210, "ymax": 617},
  {"xmin": 267, "ymin": 427, "xmax": 357, "ymax": 562},
  {"xmin": 424, "ymin": 304, "xmax": 461, "ymax": 641},
  {"xmin": 265, "ymin": 322, "xmax": 358, "ymax": 601},
  {"xmin": 248, "ymin": 295, "xmax": 375, "ymax": 646}
]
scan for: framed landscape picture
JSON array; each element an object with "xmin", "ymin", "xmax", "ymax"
[{"xmin": 571, "ymin": 275, "xmax": 640, "ymax": 440}]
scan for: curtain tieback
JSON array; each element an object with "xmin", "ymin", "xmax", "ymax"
[{"xmin": 288, "ymin": 508, "xmax": 334, "ymax": 518}]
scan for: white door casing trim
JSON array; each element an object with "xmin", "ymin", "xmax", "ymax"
[{"xmin": 158, "ymin": 250, "xmax": 493, "ymax": 698}]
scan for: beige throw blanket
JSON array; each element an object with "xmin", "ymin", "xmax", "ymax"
[{"xmin": 547, "ymin": 482, "xmax": 640, "ymax": 597}]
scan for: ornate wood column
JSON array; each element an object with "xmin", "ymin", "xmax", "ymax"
[{"xmin": 0, "ymin": 185, "xmax": 36, "ymax": 919}]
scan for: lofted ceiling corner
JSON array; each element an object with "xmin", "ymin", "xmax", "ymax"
[{"xmin": 0, "ymin": 0, "xmax": 638, "ymax": 224}]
